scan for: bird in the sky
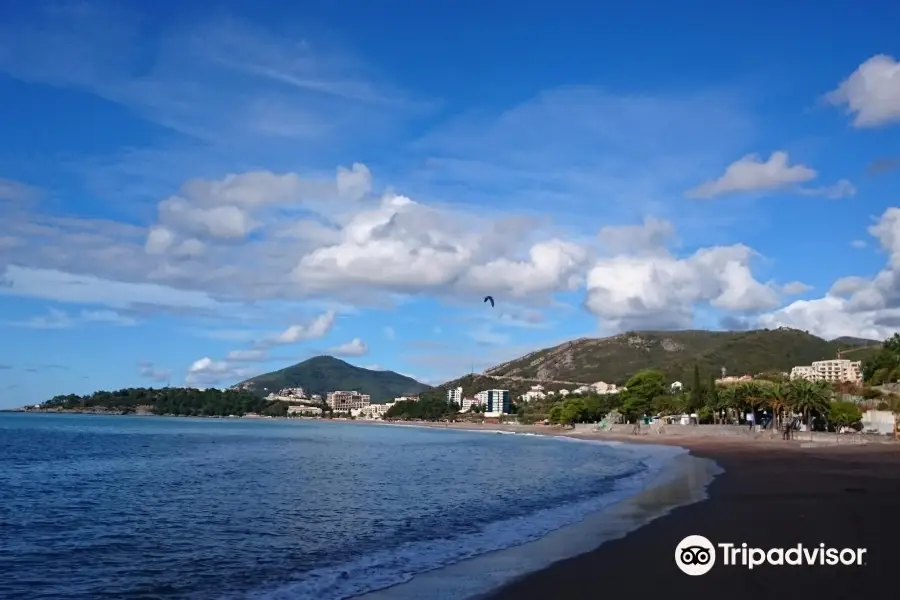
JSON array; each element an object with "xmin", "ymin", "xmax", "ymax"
[{"xmin": 484, "ymin": 296, "xmax": 494, "ymax": 307}]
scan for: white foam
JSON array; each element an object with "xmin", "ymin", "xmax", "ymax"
[{"xmin": 237, "ymin": 431, "xmax": 706, "ymax": 600}]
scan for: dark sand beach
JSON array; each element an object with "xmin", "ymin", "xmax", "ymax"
[{"xmin": 482, "ymin": 436, "xmax": 900, "ymax": 599}]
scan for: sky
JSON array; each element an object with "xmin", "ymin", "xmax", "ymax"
[{"xmin": 1, "ymin": 0, "xmax": 900, "ymax": 407}]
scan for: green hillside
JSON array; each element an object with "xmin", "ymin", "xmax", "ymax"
[
  {"xmin": 476, "ymin": 328, "xmax": 872, "ymax": 386},
  {"xmin": 233, "ymin": 356, "xmax": 431, "ymax": 403}
]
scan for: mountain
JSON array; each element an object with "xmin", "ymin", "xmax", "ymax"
[
  {"xmin": 471, "ymin": 328, "xmax": 883, "ymax": 386},
  {"xmin": 831, "ymin": 336, "xmax": 881, "ymax": 348},
  {"xmin": 233, "ymin": 356, "xmax": 431, "ymax": 403}
]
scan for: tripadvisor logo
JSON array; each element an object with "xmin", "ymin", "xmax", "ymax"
[{"xmin": 675, "ymin": 535, "xmax": 867, "ymax": 575}]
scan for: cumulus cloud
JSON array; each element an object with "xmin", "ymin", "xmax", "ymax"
[
  {"xmin": 585, "ymin": 218, "xmax": 780, "ymax": 330},
  {"xmin": 291, "ymin": 193, "xmax": 590, "ymax": 301},
  {"xmin": 265, "ymin": 311, "xmax": 336, "ymax": 346},
  {"xmin": 757, "ymin": 207, "xmax": 900, "ymax": 339},
  {"xmin": 328, "ymin": 338, "xmax": 369, "ymax": 357},
  {"xmin": 686, "ymin": 151, "xmax": 821, "ymax": 198},
  {"xmin": 186, "ymin": 357, "xmax": 254, "ymax": 387},
  {"xmin": 825, "ymin": 54, "xmax": 900, "ymax": 128}
]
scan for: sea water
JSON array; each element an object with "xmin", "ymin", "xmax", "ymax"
[{"xmin": 0, "ymin": 414, "xmax": 707, "ymax": 600}]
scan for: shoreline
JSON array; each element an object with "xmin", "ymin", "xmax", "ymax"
[
  {"xmin": 356, "ymin": 431, "xmax": 719, "ymax": 600},
  {"xmin": 368, "ymin": 421, "xmax": 900, "ymax": 598},
  {"xmin": 484, "ymin": 435, "xmax": 900, "ymax": 599}
]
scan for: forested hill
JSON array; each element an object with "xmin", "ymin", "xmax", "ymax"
[
  {"xmin": 479, "ymin": 328, "xmax": 881, "ymax": 385},
  {"xmin": 38, "ymin": 387, "xmax": 289, "ymax": 417},
  {"xmin": 234, "ymin": 356, "xmax": 430, "ymax": 402}
]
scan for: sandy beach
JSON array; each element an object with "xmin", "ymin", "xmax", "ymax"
[{"xmin": 394, "ymin": 421, "xmax": 900, "ymax": 599}]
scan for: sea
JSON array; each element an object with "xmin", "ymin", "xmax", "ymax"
[{"xmin": 0, "ymin": 413, "xmax": 711, "ymax": 600}]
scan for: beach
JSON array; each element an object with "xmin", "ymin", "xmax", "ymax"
[{"xmin": 478, "ymin": 431, "xmax": 900, "ymax": 599}]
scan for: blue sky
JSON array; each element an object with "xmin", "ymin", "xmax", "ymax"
[{"xmin": 2, "ymin": 0, "xmax": 900, "ymax": 407}]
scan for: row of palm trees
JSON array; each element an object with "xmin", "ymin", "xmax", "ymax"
[{"xmin": 706, "ymin": 378, "xmax": 833, "ymax": 432}]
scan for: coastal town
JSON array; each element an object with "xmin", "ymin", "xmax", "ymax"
[{"xmin": 262, "ymin": 356, "xmax": 877, "ymax": 427}]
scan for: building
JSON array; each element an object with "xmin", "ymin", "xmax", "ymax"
[
  {"xmin": 355, "ymin": 402, "xmax": 395, "ymax": 419},
  {"xmin": 460, "ymin": 397, "xmax": 483, "ymax": 412},
  {"xmin": 447, "ymin": 386, "xmax": 463, "ymax": 406},
  {"xmin": 590, "ymin": 381, "xmax": 619, "ymax": 395},
  {"xmin": 394, "ymin": 395, "xmax": 419, "ymax": 403},
  {"xmin": 790, "ymin": 366, "xmax": 817, "ymax": 381},
  {"xmin": 287, "ymin": 405, "xmax": 322, "ymax": 416},
  {"xmin": 716, "ymin": 375, "xmax": 753, "ymax": 384},
  {"xmin": 521, "ymin": 385, "xmax": 546, "ymax": 402},
  {"xmin": 477, "ymin": 389, "xmax": 510, "ymax": 417},
  {"xmin": 326, "ymin": 390, "xmax": 371, "ymax": 411},
  {"xmin": 670, "ymin": 381, "xmax": 683, "ymax": 392},
  {"xmin": 791, "ymin": 360, "xmax": 862, "ymax": 384}
]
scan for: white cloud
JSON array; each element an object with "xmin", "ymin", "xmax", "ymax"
[
  {"xmin": 825, "ymin": 55, "xmax": 900, "ymax": 128},
  {"xmin": 291, "ymin": 193, "xmax": 590, "ymax": 301},
  {"xmin": 336, "ymin": 163, "xmax": 373, "ymax": 200},
  {"xmin": 383, "ymin": 326, "xmax": 395, "ymax": 340},
  {"xmin": 797, "ymin": 179, "xmax": 856, "ymax": 200},
  {"xmin": 0, "ymin": 265, "xmax": 220, "ymax": 311},
  {"xmin": 598, "ymin": 216, "xmax": 674, "ymax": 254},
  {"xmin": 585, "ymin": 218, "xmax": 780, "ymax": 330},
  {"xmin": 851, "ymin": 240, "xmax": 867, "ymax": 249},
  {"xmin": 186, "ymin": 357, "xmax": 254, "ymax": 387},
  {"xmin": 756, "ymin": 207, "xmax": 900, "ymax": 339},
  {"xmin": 328, "ymin": 338, "xmax": 369, "ymax": 357},
  {"xmin": 266, "ymin": 311, "xmax": 336, "ymax": 346},
  {"xmin": 782, "ymin": 281, "xmax": 812, "ymax": 295},
  {"xmin": 0, "ymin": 179, "xmax": 39, "ymax": 203},
  {"xmin": 9, "ymin": 307, "xmax": 137, "ymax": 329},
  {"xmin": 138, "ymin": 360, "xmax": 171, "ymax": 383},
  {"xmin": 686, "ymin": 151, "xmax": 818, "ymax": 198}
]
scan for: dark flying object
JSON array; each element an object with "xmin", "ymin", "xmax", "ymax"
[{"xmin": 484, "ymin": 296, "xmax": 494, "ymax": 307}]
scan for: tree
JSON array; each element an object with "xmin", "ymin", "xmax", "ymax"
[
  {"xmin": 619, "ymin": 370, "xmax": 666, "ymax": 421},
  {"xmin": 705, "ymin": 373, "xmax": 719, "ymax": 423},
  {"xmin": 765, "ymin": 382, "xmax": 790, "ymax": 432},
  {"xmin": 560, "ymin": 398, "xmax": 586, "ymax": 425},
  {"xmin": 735, "ymin": 381, "xmax": 770, "ymax": 426},
  {"xmin": 787, "ymin": 379, "xmax": 831, "ymax": 439},
  {"xmin": 688, "ymin": 364, "xmax": 703, "ymax": 412},
  {"xmin": 828, "ymin": 401, "xmax": 862, "ymax": 433}
]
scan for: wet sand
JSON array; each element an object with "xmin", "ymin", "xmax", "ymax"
[{"xmin": 481, "ymin": 435, "xmax": 900, "ymax": 599}]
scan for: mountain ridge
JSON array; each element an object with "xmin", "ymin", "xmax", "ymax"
[
  {"xmin": 233, "ymin": 356, "xmax": 431, "ymax": 403},
  {"xmin": 443, "ymin": 328, "xmax": 882, "ymax": 390}
]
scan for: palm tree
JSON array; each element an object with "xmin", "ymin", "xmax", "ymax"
[
  {"xmin": 737, "ymin": 381, "xmax": 767, "ymax": 428},
  {"xmin": 787, "ymin": 379, "xmax": 831, "ymax": 439},
  {"xmin": 717, "ymin": 385, "xmax": 737, "ymax": 424},
  {"xmin": 766, "ymin": 382, "xmax": 790, "ymax": 432}
]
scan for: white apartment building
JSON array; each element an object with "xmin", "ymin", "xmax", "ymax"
[
  {"xmin": 287, "ymin": 405, "xmax": 322, "ymax": 416},
  {"xmin": 460, "ymin": 397, "xmax": 483, "ymax": 412},
  {"xmin": 326, "ymin": 390, "xmax": 371, "ymax": 411},
  {"xmin": 521, "ymin": 385, "xmax": 546, "ymax": 402},
  {"xmin": 791, "ymin": 360, "xmax": 862, "ymax": 384},
  {"xmin": 354, "ymin": 402, "xmax": 395, "ymax": 419},
  {"xmin": 590, "ymin": 381, "xmax": 619, "ymax": 394},
  {"xmin": 447, "ymin": 386, "xmax": 463, "ymax": 406}
]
